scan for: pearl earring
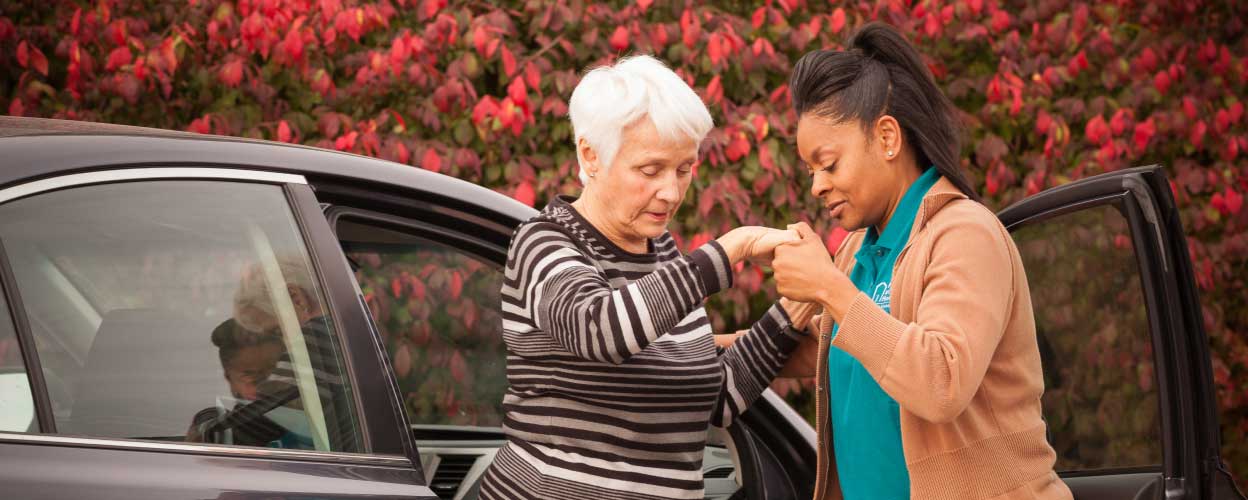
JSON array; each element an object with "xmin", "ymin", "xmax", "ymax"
[{"xmin": 887, "ymin": 150, "xmax": 893, "ymax": 157}]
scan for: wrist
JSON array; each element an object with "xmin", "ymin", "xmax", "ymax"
[{"xmin": 815, "ymin": 279, "xmax": 854, "ymax": 323}]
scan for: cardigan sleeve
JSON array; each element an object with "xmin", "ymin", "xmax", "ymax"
[{"xmin": 825, "ymin": 209, "xmax": 1016, "ymax": 423}]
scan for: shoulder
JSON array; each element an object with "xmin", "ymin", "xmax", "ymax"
[{"xmin": 923, "ymin": 199, "xmax": 1016, "ymax": 265}]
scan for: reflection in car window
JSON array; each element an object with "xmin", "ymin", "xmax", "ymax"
[
  {"xmin": 0, "ymin": 286, "xmax": 34, "ymax": 433},
  {"xmin": 0, "ymin": 180, "xmax": 362, "ymax": 453},
  {"xmin": 338, "ymin": 217, "xmax": 505, "ymax": 427},
  {"xmin": 1013, "ymin": 204, "xmax": 1161, "ymax": 471}
]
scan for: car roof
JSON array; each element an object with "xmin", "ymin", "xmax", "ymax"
[{"xmin": 0, "ymin": 116, "xmax": 537, "ymax": 225}]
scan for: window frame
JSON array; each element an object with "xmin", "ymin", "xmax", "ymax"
[{"xmin": 0, "ymin": 167, "xmax": 405, "ymax": 466}]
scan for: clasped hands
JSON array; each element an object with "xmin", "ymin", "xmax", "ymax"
[{"xmin": 717, "ymin": 222, "xmax": 854, "ymax": 330}]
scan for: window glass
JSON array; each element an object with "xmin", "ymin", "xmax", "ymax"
[
  {"xmin": 0, "ymin": 285, "xmax": 34, "ymax": 432},
  {"xmin": 0, "ymin": 180, "xmax": 362, "ymax": 452},
  {"xmin": 338, "ymin": 217, "xmax": 505, "ymax": 427},
  {"xmin": 1013, "ymin": 203, "xmax": 1161, "ymax": 471}
]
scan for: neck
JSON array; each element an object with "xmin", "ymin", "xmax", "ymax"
[
  {"xmin": 873, "ymin": 165, "xmax": 924, "ymax": 234},
  {"xmin": 572, "ymin": 192, "xmax": 648, "ymax": 253}
]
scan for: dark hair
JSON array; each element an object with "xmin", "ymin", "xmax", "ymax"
[
  {"xmin": 789, "ymin": 22, "xmax": 979, "ymax": 201},
  {"xmin": 211, "ymin": 318, "xmax": 283, "ymax": 367}
]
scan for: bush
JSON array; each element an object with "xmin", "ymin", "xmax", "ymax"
[{"xmin": 3, "ymin": 0, "xmax": 1246, "ymax": 483}]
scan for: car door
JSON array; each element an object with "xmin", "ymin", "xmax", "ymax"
[
  {"xmin": 997, "ymin": 165, "xmax": 1244, "ymax": 500},
  {"xmin": 310, "ymin": 176, "xmax": 818, "ymax": 500},
  {"xmin": 0, "ymin": 167, "xmax": 435, "ymax": 499}
]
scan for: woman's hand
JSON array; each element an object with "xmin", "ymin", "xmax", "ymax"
[
  {"xmin": 773, "ymin": 223, "xmax": 856, "ymax": 322},
  {"xmin": 717, "ymin": 226, "xmax": 800, "ymax": 264}
]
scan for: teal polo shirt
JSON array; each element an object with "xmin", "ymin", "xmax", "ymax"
[{"xmin": 828, "ymin": 166, "xmax": 940, "ymax": 500}]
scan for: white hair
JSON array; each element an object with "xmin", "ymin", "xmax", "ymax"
[{"xmin": 568, "ymin": 55, "xmax": 714, "ymax": 185}]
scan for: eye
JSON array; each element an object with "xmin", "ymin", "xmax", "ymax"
[
  {"xmin": 677, "ymin": 164, "xmax": 693, "ymax": 176},
  {"xmin": 639, "ymin": 165, "xmax": 659, "ymax": 177},
  {"xmin": 821, "ymin": 162, "xmax": 837, "ymax": 173}
]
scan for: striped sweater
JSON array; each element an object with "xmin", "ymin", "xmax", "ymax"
[{"xmin": 479, "ymin": 196, "xmax": 805, "ymax": 500}]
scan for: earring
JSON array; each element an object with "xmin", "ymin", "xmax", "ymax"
[
  {"xmin": 887, "ymin": 150, "xmax": 894, "ymax": 157},
  {"xmin": 589, "ymin": 172, "xmax": 596, "ymax": 178}
]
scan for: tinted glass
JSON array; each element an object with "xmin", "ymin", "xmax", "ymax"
[
  {"xmin": 1013, "ymin": 203, "xmax": 1161, "ymax": 471},
  {"xmin": 338, "ymin": 217, "xmax": 506, "ymax": 427},
  {"xmin": 0, "ymin": 180, "xmax": 362, "ymax": 452}
]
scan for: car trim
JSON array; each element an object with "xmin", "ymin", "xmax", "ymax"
[
  {"xmin": 0, "ymin": 167, "xmax": 307, "ymax": 205},
  {"xmin": 0, "ymin": 431, "xmax": 413, "ymax": 467}
]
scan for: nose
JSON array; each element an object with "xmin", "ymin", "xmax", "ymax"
[
  {"xmin": 810, "ymin": 172, "xmax": 832, "ymax": 199},
  {"xmin": 655, "ymin": 173, "xmax": 682, "ymax": 204}
]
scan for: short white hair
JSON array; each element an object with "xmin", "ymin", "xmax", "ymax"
[{"xmin": 568, "ymin": 55, "xmax": 714, "ymax": 185}]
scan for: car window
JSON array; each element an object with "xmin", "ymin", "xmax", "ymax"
[
  {"xmin": 336, "ymin": 216, "xmax": 505, "ymax": 428},
  {"xmin": 1011, "ymin": 204, "xmax": 1162, "ymax": 472},
  {"xmin": 0, "ymin": 286, "xmax": 34, "ymax": 433},
  {"xmin": 0, "ymin": 180, "xmax": 363, "ymax": 453}
]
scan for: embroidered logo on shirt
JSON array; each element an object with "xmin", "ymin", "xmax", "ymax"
[{"xmin": 871, "ymin": 282, "xmax": 891, "ymax": 312}]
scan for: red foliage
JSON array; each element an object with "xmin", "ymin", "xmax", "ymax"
[{"xmin": 3, "ymin": 0, "xmax": 1247, "ymax": 481}]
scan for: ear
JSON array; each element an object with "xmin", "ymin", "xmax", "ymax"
[
  {"xmin": 874, "ymin": 115, "xmax": 903, "ymax": 162},
  {"xmin": 577, "ymin": 138, "xmax": 601, "ymax": 179}
]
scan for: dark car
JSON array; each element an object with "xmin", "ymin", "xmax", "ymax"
[{"xmin": 0, "ymin": 116, "xmax": 1239, "ymax": 500}]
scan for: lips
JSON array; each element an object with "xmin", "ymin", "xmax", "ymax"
[
  {"xmin": 826, "ymin": 200, "xmax": 846, "ymax": 218},
  {"xmin": 646, "ymin": 211, "xmax": 670, "ymax": 221}
]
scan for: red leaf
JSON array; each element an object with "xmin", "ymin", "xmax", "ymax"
[
  {"xmin": 218, "ymin": 59, "xmax": 243, "ymax": 87},
  {"xmin": 71, "ymin": 8, "xmax": 82, "ymax": 36},
  {"xmin": 705, "ymin": 75, "xmax": 723, "ymax": 104},
  {"xmin": 636, "ymin": 0, "xmax": 653, "ymax": 14},
  {"xmin": 1085, "ymin": 115, "xmax": 1110, "ymax": 145},
  {"xmin": 28, "ymin": 44, "xmax": 48, "ymax": 77},
  {"xmin": 751, "ymin": 7, "xmax": 766, "ymax": 30},
  {"xmin": 472, "ymin": 95, "xmax": 499, "ymax": 125},
  {"xmin": 830, "ymin": 8, "xmax": 847, "ymax": 33},
  {"xmin": 277, "ymin": 120, "xmax": 292, "ymax": 142},
  {"xmin": 1153, "ymin": 71, "xmax": 1171, "ymax": 95},
  {"xmin": 1183, "ymin": 96, "xmax": 1199, "ymax": 121},
  {"xmin": 651, "ymin": 24, "xmax": 668, "ymax": 48},
  {"xmin": 1110, "ymin": 109, "xmax": 1131, "ymax": 136},
  {"xmin": 725, "ymin": 131, "xmax": 750, "ymax": 161},
  {"xmin": 449, "ymin": 271, "xmax": 463, "ymax": 299},
  {"xmin": 472, "ymin": 25, "xmax": 488, "ymax": 56},
  {"xmin": 990, "ymin": 10, "xmax": 1010, "ymax": 33},
  {"xmin": 751, "ymin": 114, "xmax": 769, "ymax": 142},
  {"xmin": 1230, "ymin": 102, "xmax": 1245, "ymax": 124},
  {"xmin": 449, "ymin": 351, "xmax": 467, "ymax": 383},
  {"xmin": 15, "ymin": 40, "xmax": 27, "ymax": 68},
  {"xmin": 514, "ymin": 180, "xmax": 535, "ymax": 207},
  {"xmin": 1224, "ymin": 188, "xmax": 1243, "ymax": 215},
  {"xmin": 8, "ymin": 98, "xmax": 23, "ymax": 117},
  {"xmin": 707, "ymin": 33, "xmax": 723, "ymax": 65},
  {"xmin": 501, "ymin": 45, "xmax": 516, "ymax": 76},
  {"xmin": 1191, "ymin": 120, "xmax": 1207, "ymax": 149},
  {"xmin": 1216, "ymin": 109, "xmax": 1231, "ymax": 134},
  {"xmin": 609, "ymin": 25, "xmax": 629, "ymax": 52},
  {"xmin": 524, "ymin": 62, "xmax": 540, "ymax": 89},
  {"xmin": 508, "ymin": 78, "xmax": 528, "ymax": 106},
  {"xmin": 106, "ymin": 47, "xmax": 132, "ymax": 71},
  {"xmin": 391, "ymin": 277, "xmax": 403, "ymax": 297},
  {"xmin": 422, "ymin": 147, "xmax": 442, "ymax": 172},
  {"xmin": 1035, "ymin": 110, "xmax": 1052, "ymax": 135},
  {"xmin": 1132, "ymin": 118, "xmax": 1155, "ymax": 151},
  {"xmin": 334, "ymin": 131, "xmax": 358, "ymax": 151}
]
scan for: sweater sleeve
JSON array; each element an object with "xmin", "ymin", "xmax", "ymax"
[
  {"xmin": 509, "ymin": 222, "xmax": 734, "ymax": 364},
  {"xmin": 710, "ymin": 301, "xmax": 806, "ymax": 428},
  {"xmin": 825, "ymin": 213, "xmax": 1016, "ymax": 423}
]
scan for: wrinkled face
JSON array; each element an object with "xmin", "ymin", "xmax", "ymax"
[
  {"xmin": 589, "ymin": 119, "xmax": 699, "ymax": 244},
  {"xmin": 224, "ymin": 341, "xmax": 283, "ymax": 401},
  {"xmin": 795, "ymin": 114, "xmax": 899, "ymax": 231}
]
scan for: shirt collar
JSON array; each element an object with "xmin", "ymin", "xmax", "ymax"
[{"xmin": 866, "ymin": 166, "xmax": 942, "ymax": 251}]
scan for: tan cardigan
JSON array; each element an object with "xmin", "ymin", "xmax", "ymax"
[{"xmin": 786, "ymin": 178, "xmax": 1072, "ymax": 500}]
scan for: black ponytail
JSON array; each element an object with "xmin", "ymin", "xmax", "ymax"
[{"xmin": 790, "ymin": 22, "xmax": 979, "ymax": 202}]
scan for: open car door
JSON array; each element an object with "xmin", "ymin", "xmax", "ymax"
[{"xmin": 998, "ymin": 165, "xmax": 1244, "ymax": 500}]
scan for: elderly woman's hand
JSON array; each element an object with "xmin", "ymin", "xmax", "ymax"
[
  {"xmin": 717, "ymin": 226, "xmax": 800, "ymax": 264},
  {"xmin": 774, "ymin": 223, "xmax": 857, "ymax": 322}
]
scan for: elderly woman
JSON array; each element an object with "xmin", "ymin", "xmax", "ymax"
[{"xmin": 478, "ymin": 55, "xmax": 815, "ymax": 500}]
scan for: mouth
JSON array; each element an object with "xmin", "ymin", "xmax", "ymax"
[
  {"xmin": 825, "ymin": 200, "xmax": 846, "ymax": 219},
  {"xmin": 645, "ymin": 211, "xmax": 670, "ymax": 222}
]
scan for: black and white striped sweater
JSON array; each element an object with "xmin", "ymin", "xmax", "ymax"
[{"xmin": 479, "ymin": 196, "xmax": 805, "ymax": 500}]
